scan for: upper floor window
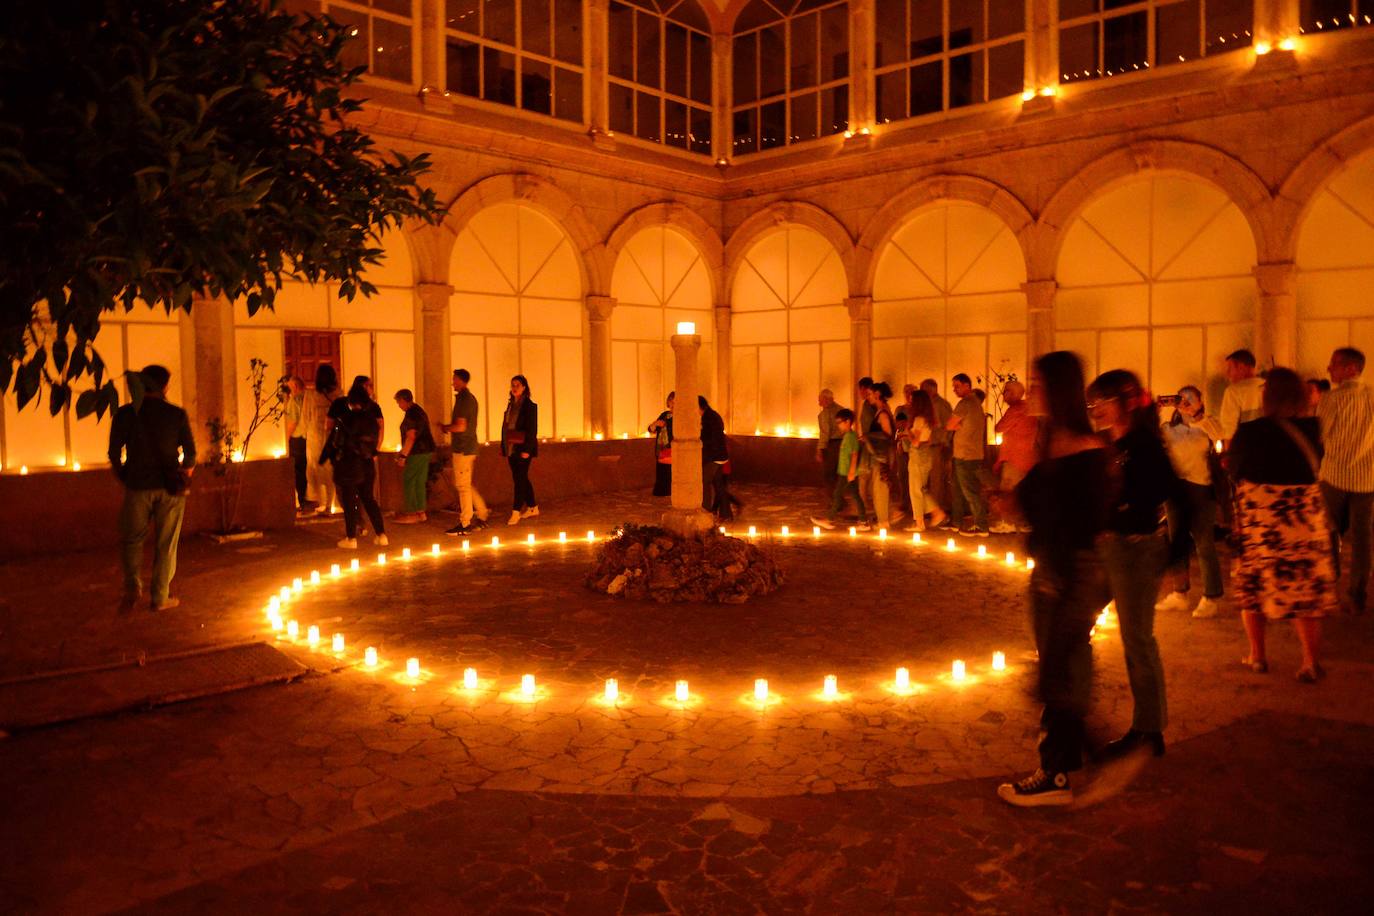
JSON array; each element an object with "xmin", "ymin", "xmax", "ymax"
[
  {"xmin": 1059, "ymin": 0, "xmax": 1253, "ymax": 85},
  {"xmin": 873, "ymin": 0, "xmax": 1025, "ymax": 125},
  {"xmin": 731, "ymin": 0, "xmax": 850, "ymax": 155},
  {"xmin": 444, "ymin": 0, "xmax": 585, "ymax": 123},
  {"xmin": 608, "ymin": 0, "xmax": 714, "ymax": 154},
  {"xmin": 330, "ymin": 0, "xmax": 418, "ymax": 85},
  {"xmin": 1299, "ymin": 0, "xmax": 1373, "ymax": 35}
]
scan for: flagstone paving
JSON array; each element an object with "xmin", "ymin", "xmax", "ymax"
[{"xmin": 2, "ymin": 484, "xmax": 1372, "ymax": 912}]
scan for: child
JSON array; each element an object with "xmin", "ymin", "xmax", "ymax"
[{"xmin": 811, "ymin": 409, "xmax": 868, "ymax": 530}]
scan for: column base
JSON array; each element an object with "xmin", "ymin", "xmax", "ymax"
[{"xmin": 660, "ymin": 507, "xmax": 716, "ymax": 539}]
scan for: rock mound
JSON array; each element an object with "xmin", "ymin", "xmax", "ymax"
[{"xmin": 585, "ymin": 524, "xmax": 784, "ymax": 604}]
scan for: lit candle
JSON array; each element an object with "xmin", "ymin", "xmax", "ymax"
[
  {"xmin": 604, "ymin": 678, "xmax": 619, "ymax": 702},
  {"xmin": 748, "ymin": 525, "xmax": 757, "ymax": 538},
  {"xmin": 463, "ymin": 667, "xmax": 478, "ymax": 689},
  {"xmin": 286, "ymin": 620, "xmax": 299, "ymax": 639},
  {"xmin": 72, "ymin": 461, "xmax": 81, "ymax": 471},
  {"xmin": 586, "ymin": 531, "xmax": 595, "ymax": 542},
  {"xmin": 849, "ymin": 526, "xmax": 857, "ymax": 537},
  {"xmin": 526, "ymin": 533, "xmax": 535, "ymax": 545},
  {"xmin": 19, "ymin": 466, "xmax": 28, "ymax": 475},
  {"xmin": 823, "ymin": 674, "xmax": 838, "ymax": 698},
  {"xmin": 377, "ymin": 553, "xmax": 387, "ymax": 565},
  {"xmin": 279, "ymin": 586, "xmax": 290, "ymax": 602},
  {"xmin": 976, "ymin": 545, "xmax": 987, "ymax": 558},
  {"xmin": 330, "ymin": 563, "xmax": 341, "ymax": 578},
  {"xmin": 332, "ymin": 633, "xmax": 345, "ymax": 653},
  {"xmin": 780, "ymin": 525, "xmax": 790, "ymax": 537},
  {"xmin": 1214, "ymin": 439, "xmax": 1223, "ymax": 454},
  {"xmin": 268, "ymin": 612, "xmax": 283, "ymax": 631},
  {"xmin": 952, "ymin": 659, "xmax": 966, "ymax": 681},
  {"xmin": 945, "ymin": 538, "xmax": 956, "ymax": 552},
  {"xmin": 521, "ymin": 674, "xmax": 536, "ymax": 696},
  {"xmin": 402, "ymin": 547, "xmax": 411, "ymax": 560},
  {"xmin": 878, "ymin": 528, "xmax": 887, "ymax": 540},
  {"xmin": 406, "ymin": 657, "xmax": 420, "ymax": 679},
  {"xmin": 1005, "ymin": 551, "xmax": 1015, "ymax": 565},
  {"xmin": 593, "ymin": 432, "xmax": 604, "ymax": 441},
  {"xmin": 1026, "ymin": 558, "xmax": 1036, "ymax": 571},
  {"xmin": 812, "ymin": 525, "xmax": 821, "ymax": 537},
  {"xmin": 675, "ymin": 679, "xmax": 689, "ymax": 703},
  {"xmin": 754, "ymin": 678, "xmax": 769, "ymax": 702},
  {"xmin": 267, "ymin": 596, "xmax": 280, "ymax": 614},
  {"xmin": 895, "ymin": 667, "xmax": 910, "ymax": 691},
  {"xmin": 719, "ymin": 526, "xmax": 726, "ymax": 534},
  {"xmin": 992, "ymin": 651, "xmax": 1006, "ymax": 671},
  {"xmin": 912, "ymin": 532, "xmax": 922, "ymax": 545},
  {"xmin": 559, "ymin": 531, "xmax": 567, "ymax": 543},
  {"xmin": 292, "ymin": 578, "xmax": 303, "ymax": 592},
  {"xmin": 462, "ymin": 539, "xmax": 470, "ymax": 552},
  {"xmin": 309, "ymin": 570, "xmax": 321, "ymax": 586},
  {"xmin": 676, "ymin": 320, "xmax": 696, "ymax": 334},
  {"xmin": 491, "ymin": 536, "xmax": 500, "ymax": 548},
  {"xmin": 307, "ymin": 625, "xmax": 320, "ymax": 647},
  {"xmin": 350, "ymin": 558, "xmax": 360, "ymax": 572},
  {"xmin": 431, "ymin": 543, "xmax": 440, "ymax": 556},
  {"xmin": 364, "ymin": 646, "xmax": 378, "ymax": 667}
]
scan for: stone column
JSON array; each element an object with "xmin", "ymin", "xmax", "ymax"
[
  {"xmin": 183, "ymin": 293, "xmax": 238, "ymax": 461},
  {"xmin": 663, "ymin": 329, "xmax": 713, "ymax": 536},
  {"xmin": 587, "ymin": 0, "xmax": 611, "ymax": 141},
  {"xmin": 587, "ymin": 295, "xmax": 616, "ymax": 437},
  {"xmin": 846, "ymin": 296, "xmax": 872, "ymax": 405},
  {"xmin": 1023, "ymin": 279, "xmax": 1057, "ymax": 363},
  {"xmin": 415, "ymin": 282, "xmax": 453, "ymax": 441},
  {"xmin": 1254, "ymin": 262, "xmax": 1298, "ymax": 369},
  {"xmin": 714, "ymin": 304, "xmax": 732, "ymax": 428},
  {"xmin": 712, "ymin": 32, "xmax": 732, "ymax": 162},
  {"xmin": 1254, "ymin": 0, "xmax": 1301, "ymax": 47},
  {"xmin": 1026, "ymin": 0, "xmax": 1057, "ymax": 98},
  {"xmin": 849, "ymin": 0, "xmax": 875, "ymax": 131},
  {"xmin": 418, "ymin": 0, "xmax": 454, "ymax": 111}
]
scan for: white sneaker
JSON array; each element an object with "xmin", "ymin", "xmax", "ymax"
[
  {"xmin": 374, "ymin": 534, "xmax": 389, "ymax": 547},
  {"xmin": 507, "ymin": 511, "xmax": 522, "ymax": 526},
  {"xmin": 1155, "ymin": 592, "xmax": 1190, "ymax": 612},
  {"xmin": 810, "ymin": 516, "xmax": 836, "ymax": 530},
  {"xmin": 522, "ymin": 506, "xmax": 540, "ymax": 519},
  {"xmin": 989, "ymin": 521, "xmax": 1018, "ymax": 534},
  {"xmin": 336, "ymin": 537, "xmax": 357, "ymax": 549},
  {"xmin": 1191, "ymin": 596, "xmax": 1220, "ymax": 618}
]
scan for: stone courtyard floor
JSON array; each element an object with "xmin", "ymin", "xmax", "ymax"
[{"xmin": 2, "ymin": 483, "xmax": 1373, "ymax": 913}]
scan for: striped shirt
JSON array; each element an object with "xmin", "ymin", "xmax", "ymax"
[{"xmin": 1319, "ymin": 379, "xmax": 1374, "ymax": 493}]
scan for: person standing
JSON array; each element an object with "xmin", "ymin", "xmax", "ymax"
[
  {"xmin": 864, "ymin": 381, "xmax": 898, "ymax": 529},
  {"xmin": 301, "ymin": 364, "xmax": 339, "ymax": 515},
  {"xmin": 1156, "ymin": 386, "xmax": 1225, "ymax": 619},
  {"xmin": 1231, "ymin": 368, "xmax": 1335, "ymax": 681},
  {"xmin": 992, "ymin": 380, "xmax": 1037, "ymax": 532},
  {"xmin": 392, "ymin": 389, "xmax": 435, "ymax": 524},
  {"xmin": 283, "ymin": 375, "xmax": 312, "ymax": 514},
  {"xmin": 810, "ymin": 409, "xmax": 866, "ymax": 529},
  {"xmin": 649, "ymin": 392, "xmax": 675, "ymax": 497},
  {"xmin": 1219, "ymin": 349, "xmax": 1264, "ymax": 443},
  {"xmin": 921, "ymin": 378, "xmax": 955, "ymax": 518},
  {"xmin": 901, "ymin": 389, "xmax": 945, "ymax": 531},
  {"xmin": 339, "ymin": 375, "xmax": 384, "ymax": 450},
  {"xmin": 998, "ymin": 352, "xmax": 1109, "ymax": 807},
  {"xmin": 330, "ymin": 382, "xmax": 387, "ymax": 549},
  {"xmin": 109, "ymin": 365, "xmax": 196, "ymax": 612},
  {"xmin": 855, "ymin": 377, "xmax": 876, "ymax": 511},
  {"xmin": 1318, "ymin": 347, "xmax": 1374, "ymax": 615},
  {"xmin": 816, "ymin": 389, "xmax": 843, "ymax": 489},
  {"xmin": 700, "ymin": 396, "xmax": 731, "ymax": 521},
  {"xmin": 1088, "ymin": 370, "xmax": 1177, "ymax": 760},
  {"xmin": 443, "ymin": 369, "xmax": 489, "ymax": 535},
  {"xmin": 501, "ymin": 374, "xmax": 539, "ymax": 525},
  {"xmin": 947, "ymin": 373, "xmax": 989, "ymax": 536}
]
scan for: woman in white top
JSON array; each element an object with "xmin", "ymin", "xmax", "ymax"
[
  {"xmin": 1156, "ymin": 386, "xmax": 1224, "ymax": 618},
  {"xmin": 901, "ymin": 389, "xmax": 946, "ymax": 531},
  {"xmin": 301, "ymin": 364, "xmax": 340, "ymax": 515}
]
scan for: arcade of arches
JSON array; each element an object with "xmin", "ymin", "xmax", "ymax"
[{"xmin": 4, "ymin": 0, "xmax": 1374, "ymax": 474}]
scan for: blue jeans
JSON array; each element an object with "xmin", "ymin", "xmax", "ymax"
[
  {"xmin": 952, "ymin": 458, "xmax": 987, "ymax": 529},
  {"xmin": 1100, "ymin": 532, "xmax": 1168, "ymax": 733}
]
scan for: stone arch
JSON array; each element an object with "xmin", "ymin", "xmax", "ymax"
[
  {"xmin": 606, "ymin": 202, "xmax": 726, "ymax": 305},
  {"xmin": 1035, "ymin": 140, "xmax": 1275, "ymax": 277},
  {"xmin": 443, "ymin": 173, "xmax": 610, "ymax": 296},
  {"xmin": 1274, "ymin": 113, "xmax": 1374, "ymax": 263},
  {"xmin": 855, "ymin": 174, "xmax": 1034, "ymax": 297},
  {"xmin": 723, "ymin": 201, "xmax": 858, "ymax": 301}
]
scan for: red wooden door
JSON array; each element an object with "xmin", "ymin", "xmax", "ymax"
[{"xmin": 284, "ymin": 330, "xmax": 341, "ymax": 389}]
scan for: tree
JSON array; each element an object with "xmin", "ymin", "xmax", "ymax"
[{"xmin": 0, "ymin": 0, "xmax": 443, "ymax": 420}]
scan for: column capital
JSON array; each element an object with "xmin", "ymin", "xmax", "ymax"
[
  {"xmin": 1253, "ymin": 261, "xmax": 1297, "ymax": 297},
  {"xmin": 845, "ymin": 296, "xmax": 873, "ymax": 322},
  {"xmin": 1021, "ymin": 279, "xmax": 1058, "ymax": 311},
  {"xmin": 586, "ymin": 294, "xmax": 617, "ymax": 321},
  {"xmin": 415, "ymin": 282, "xmax": 453, "ymax": 312}
]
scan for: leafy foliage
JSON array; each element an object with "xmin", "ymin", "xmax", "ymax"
[
  {"xmin": 0, "ymin": 0, "xmax": 443, "ymax": 419},
  {"xmin": 204, "ymin": 357, "xmax": 289, "ymax": 532}
]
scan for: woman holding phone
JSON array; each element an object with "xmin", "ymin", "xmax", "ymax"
[{"xmin": 501, "ymin": 375, "xmax": 539, "ymax": 525}]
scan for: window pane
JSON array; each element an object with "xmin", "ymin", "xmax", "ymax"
[
  {"xmin": 733, "ymin": 33, "xmax": 757, "ymax": 104},
  {"xmin": 733, "ymin": 107, "xmax": 758, "ymax": 155},
  {"xmin": 689, "ymin": 106, "xmax": 712, "ymax": 155},
  {"xmin": 665, "ymin": 99, "xmax": 689, "ymax": 149},
  {"xmin": 735, "ymin": 0, "xmax": 781, "ymax": 30},
  {"xmin": 372, "ymin": 18, "xmax": 414, "ymax": 83},
  {"xmin": 609, "ymin": 3, "xmax": 634, "ymax": 79},
  {"xmin": 1301, "ymin": 0, "xmax": 1352, "ymax": 31},
  {"xmin": 446, "ymin": 37, "xmax": 482, "ymax": 96},
  {"xmin": 1060, "ymin": 22, "xmax": 1099, "ymax": 81},
  {"xmin": 791, "ymin": 12, "xmax": 818, "ymax": 90},
  {"xmin": 666, "ymin": 22, "xmax": 689, "ymax": 97},
  {"xmin": 987, "ymin": 38, "xmax": 1024, "ymax": 100},
  {"xmin": 790, "ymin": 91, "xmax": 818, "ymax": 142},
  {"xmin": 947, "ymin": 0, "xmax": 984, "ymax": 50},
  {"xmin": 909, "ymin": 0, "xmax": 942, "ymax": 59},
  {"xmin": 521, "ymin": 58, "xmax": 552, "ymax": 113},
  {"xmin": 483, "ymin": 46, "xmax": 517, "ymax": 104},
  {"xmin": 523, "ymin": 0, "xmax": 552, "ymax": 56},
  {"xmin": 554, "ymin": 0, "xmax": 583, "ymax": 64},
  {"xmin": 484, "ymin": 0, "xmax": 516, "ymax": 45},
  {"xmin": 637, "ymin": 90, "xmax": 661, "ymax": 142},
  {"xmin": 909, "ymin": 59, "xmax": 942, "ymax": 116},
  {"xmin": 554, "ymin": 66, "xmax": 583, "ymax": 121},
  {"xmin": 987, "ymin": 0, "xmax": 1025, "ymax": 39},
  {"xmin": 758, "ymin": 24, "xmax": 786, "ymax": 98},
  {"xmin": 1102, "ymin": 0, "xmax": 1140, "ymax": 9},
  {"xmin": 374, "ymin": 0, "xmax": 412, "ymax": 16},
  {"xmin": 1103, "ymin": 10, "xmax": 1148, "ymax": 74},
  {"xmin": 447, "ymin": 0, "xmax": 480, "ymax": 36},
  {"xmin": 335, "ymin": 8, "xmax": 369, "ymax": 73},
  {"xmin": 948, "ymin": 49, "xmax": 983, "ymax": 108},
  {"xmin": 671, "ymin": 0, "xmax": 710, "ymax": 31},
  {"xmin": 875, "ymin": 0, "xmax": 906, "ymax": 67},
  {"xmin": 821, "ymin": 5, "xmax": 849, "ymax": 80},
  {"xmin": 1060, "ymin": 0, "xmax": 1101, "ymax": 17},
  {"xmin": 1205, "ymin": 0, "xmax": 1254, "ymax": 55},
  {"xmin": 609, "ymin": 81, "xmax": 635, "ymax": 133},
  {"xmin": 636, "ymin": 10, "xmax": 661, "ymax": 88},
  {"xmin": 1156, "ymin": 0, "xmax": 1200, "ymax": 67},
  {"xmin": 690, "ymin": 31, "xmax": 712, "ymax": 104},
  {"xmin": 875, "ymin": 68, "xmax": 906, "ymax": 123},
  {"xmin": 759, "ymin": 99, "xmax": 786, "ymax": 149},
  {"xmin": 821, "ymin": 83, "xmax": 847, "ymax": 135}
]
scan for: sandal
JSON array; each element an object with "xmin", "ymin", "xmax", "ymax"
[
  {"xmin": 1295, "ymin": 663, "xmax": 1326, "ymax": 684},
  {"xmin": 1240, "ymin": 656, "xmax": 1268, "ymax": 674}
]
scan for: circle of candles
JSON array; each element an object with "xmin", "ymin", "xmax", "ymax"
[
  {"xmin": 895, "ymin": 667, "xmax": 910, "ymax": 691},
  {"xmin": 350, "ymin": 558, "xmax": 360, "ymax": 572},
  {"xmin": 521, "ymin": 674, "xmax": 536, "ymax": 696},
  {"xmin": 675, "ymin": 679, "xmax": 689, "ymax": 702},
  {"xmin": 364, "ymin": 646, "xmax": 378, "ymax": 667},
  {"xmin": 332, "ymin": 633, "xmax": 345, "ymax": 653},
  {"xmin": 330, "ymin": 563, "xmax": 341, "ymax": 578},
  {"xmin": 754, "ymin": 678, "xmax": 769, "ymax": 702},
  {"xmin": 431, "ymin": 543, "xmax": 440, "ymax": 556},
  {"xmin": 952, "ymin": 659, "xmax": 966, "ymax": 681},
  {"xmin": 402, "ymin": 547, "xmax": 411, "ymax": 560},
  {"xmin": 823, "ymin": 674, "xmax": 838, "ymax": 698},
  {"xmin": 992, "ymin": 651, "xmax": 1006, "ymax": 671},
  {"xmin": 491, "ymin": 536, "xmax": 500, "ymax": 548},
  {"xmin": 559, "ymin": 531, "xmax": 567, "ymax": 542},
  {"xmin": 463, "ymin": 667, "xmax": 478, "ymax": 689},
  {"xmin": 377, "ymin": 553, "xmax": 387, "ymax": 565},
  {"xmin": 292, "ymin": 578, "xmax": 303, "ymax": 592},
  {"xmin": 307, "ymin": 625, "xmax": 320, "ymax": 647},
  {"xmin": 286, "ymin": 620, "xmax": 299, "ymax": 639},
  {"xmin": 406, "ymin": 657, "xmax": 420, "ymax": 678},
  {"xmin": 604, "ymin": 678, "xmax": 618, "ymax": 702},
  {"xmin": 526, "ymin": 533, "xmax": 535, "ymax": 545},
  {"xmin": 310, "ymin": 570, "xmax": 321, "ymax": 586}
]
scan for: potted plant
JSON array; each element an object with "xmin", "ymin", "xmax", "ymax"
[{"xmin": 203, "ymin": 358, "xmax": 288, "ymax": 541}]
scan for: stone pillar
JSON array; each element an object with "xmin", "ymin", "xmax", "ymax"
[
  {"xmin": 415, "ymin": 282, "xmax": 453, "ymax": 441},
  {"xmin": 1023, "ymin": 279, "xmax": 1057, "ymax": 363},
  {"xmin": 587, "ymin": 295, "xmax": 616, "ymax": 437},
  {"xmin": 1254, "ymin": 262, "xmax": 1298, "ymax": 369},
  {"xmin": 587, "ymin": 0, "xmax": 611, "ymax": 140},
  {"xmin": 1254, "ymin": 0, "xmax": 1301, "ymax": 46},
  {"xmin": 1025, "ymin": 0, "xmax": 1058, "ymax": 99},
  {"xmin": 849, "ymin": 0, "xmax": 875, "ymax": 131},
  {"xmin": 183, "ymin": 293, "xmax": 238, "ymax": 461},
  {"xmin": 712, "ymin": 32, "xmax": 732, "ymax": 162},
  {"xmin": 663, "ymin": 330, "xmax": 713, "ymax": 536},
  {"xmin": 714, "ymin": 304, "xmax": 732, "ymax": 429},
  {"xmin": 846, "ymin": 296, "xmax": 872, "ymax": 405},
  {"xmin": 417, "ymin": 0, "xmax": 454, "ymax": 111}
]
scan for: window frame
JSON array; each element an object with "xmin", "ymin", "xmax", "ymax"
[
  {"xmin": 606, "ymin": 0, "xmax": 715, "ymax": 156},
  {"xmin": 1057, "ymin": 0, "xmax": 1254, "ymax": 86},
  {"xmin": 1297, "ymin": 0, "xmax": 1373, "ymax": 37},
  {"xmin": 327, "ymin": 0, "xmax": 422, "ymax": 89}
]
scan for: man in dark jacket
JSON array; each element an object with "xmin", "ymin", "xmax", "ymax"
[
  {"xmin": 108, "ymin": 365, "xmax": 196, "ymax": 611},
  {"xmin": 699, "ymin": 396, "xmax": 731, "ymax": 521}
]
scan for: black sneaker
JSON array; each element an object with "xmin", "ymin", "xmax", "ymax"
[
  {"xmin": 997, "ymin": 768, "xmax": 1072, "ymax": 807},
  {"xmin": 468, "ymin": 517, "xmax": 489, "ymax": 532},
  {"xmin": 445, "ymin": 523, "xmax": 470, "ymax": 536}
]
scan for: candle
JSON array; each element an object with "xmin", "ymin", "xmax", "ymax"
[
  {"xmin": 332, "ymin": 633, "xmax": 345, "ymax": 653},
  {"xmin": 675, "ymin": 679, "xmax": 689, "ymax": 703},
  {"xmin": 1214, "ymin": 439, "xmax": 1223, "ymax": 454},
  {"xmin": 879, "ymin": 528, "xmax": 887, "ymax": 540},
  {"xmin": 402, "ymin": 547, "xmax": 411, "ymax": 560},
  {"xmin": 330, "ymin": 563, "xmax": 341, "ymax": 578},
  {"xmin": 463, "ymin": 667, "xmax": 478, "ymax": 689},
  {"xmin": 521, "ymin": 674, "xmax": 536, "ymax": 696},
  {"xmin": 895, "ymin": 667, "xmax": 910, "ymax": 691},
  {"xmin": 976, "ymin": 545, "xmax": 987, "ymax": 558},
  {"xmin": 350, "ymin": 558, "xmax": 360, "ymax": 572},
  {"xmin": 719, "ymin": 526, "xmax": 727, "ymax": 534},
  {"xmin": 307, "ymin": 625, "xmax": 320, "ymax": 647},
  {"xmin": 559, "ymin": 531, "xmax": 567, "ymax": 543},
  {"xmin": 748, "ymin": 525, "xmax": 757, "ymax": 538},
  {"xmin": 604, "ymin": 678, "xmax": 619, "ymax": 702},
  {"xmin": 286, "ymin": 620, "xmax": 299, "ymax": 639},
  {"xmin": 491, "ymin": 536, "xmax": 500, "ymax": 548},
  {"xmin": 406, "ymin": 657, "xmax": 420, "ymax": 678},
  {"xmin": 912, "ymin": 532, "xmax": 922, "ymax": 545},
  {"xmin": 945, "ymin": 538, "xmax": 956, "ymax": 552},
  {"xmin": 1005, "ymin": 551, "xmax": 1015, "ymax": 565},
  {"xmin": 364, "ymin": 646, "xmax": 378, "ymax": 667},
  {"xmin": 1026, "ymin": 558, "xmax": 1036, "ymax": 571},
  {"xmin": 992, "ymin": 651, "xmax": 1006, "ymax": 671},
  {"xmin": 780, "ymin": 525, "xmax": 790, "ymax": 537},
  {"xmin": 849, "ymin": 526, "xmax": 857, "ymax": 537},
  {"xmin": 267, "ymin": 596, "xmax": 280, "ymax": 614},
  {"xmin": 952, "ymin": 659, "xmax": 966, "ymax": 681},
  {"xmin": 19, "ymin": 466, "xmax": 27, "ymax": 475},
  {"xmin": 676, "ymin": 320, "xmax": 696, "ymax": 334},
  {"xmin": 462, "ymin": 539, "xmax": 470, "ymax": 552},
  {"xmin": 279, "ymin": 586, "xmax": 290, "ymax": 602},
  {"xmin": 309, "ymin": 570, "xmax": 320, "ymax": 586},
  {"xmin": 292, "ymin": 578, "xmax": 303, "ymax": 592},
  {"xmin": 754, "ymin": 678, "xmax": 769, "ymax": 702},
  {"xmin": 812, "ymin": 525, "xmax": 821, "ymax": 537},
  {"xmin": 377, "ymin": 553, "xmax": 387, "ymax": 565},
  {"xmin": 268, "ymin": 612, "xmax": 283, "ymax": 631},
  {"xmin": 823, "ymin": 674, "xmax": 838, "ymax": 698},
  {"xmin": 432, "ymin": 543, "xmax": 440, "ymax": 556},
  {"xmin": 586, "ymin": 531, "xmax": 595, "ymax": 542},
  {"xmin": 526, "ymin": 533, "xmax": 535, "ymax": 545}
]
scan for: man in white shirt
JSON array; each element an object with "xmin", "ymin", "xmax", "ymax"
[
  {"xmin": 1218, "ymin": 348, "xmax": 1264, "ymax": 444},
  {"xmin": 1319, "ymin": 347, "xmax": 1374, "ymax": 614}
]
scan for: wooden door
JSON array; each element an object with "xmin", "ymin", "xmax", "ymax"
[{"xmin": 284, "ymin": 330, "xmax": 342, "ymax": 389}]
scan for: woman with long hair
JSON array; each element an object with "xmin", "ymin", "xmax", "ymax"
[
  {"xmin": 1156, "ymin": 385, "xmax": 1225, "ymax": 618},
  {"xmin": 301, "ymin": 363, "xmax": 339, "ymax": 514},
  {"xmin": 999, "ymin": 351, "xmax": 1110, "ymax": 807},
  {"xmin": 648, "ymin": 392, "xmax": 674, "ymax": 497},
  {"xmin": 1087, "ymin": 369, "xmax": 1177, "ymax": 760},
  {"xmin": 1229, "ymin": 367, "xmax": 1334, "ymax": 681},
  {"xmin": 902, "ymin": 388, "xmax": 946, "ymax": 531},
  {"xmin": 330, "ymin": 381, "xmax": 387, "ymax": 550},
  {"xmin": 865, "ymin": 381, "xmax": 898, "ymax": 529},
  {"xmin": 501, "ymin": 374, "xmax": 539, "ymax": 525}
]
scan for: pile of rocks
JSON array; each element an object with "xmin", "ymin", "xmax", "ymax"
[{"xmin": 585, "ymin": 524, "xmax": 785, "ymax": 604}]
